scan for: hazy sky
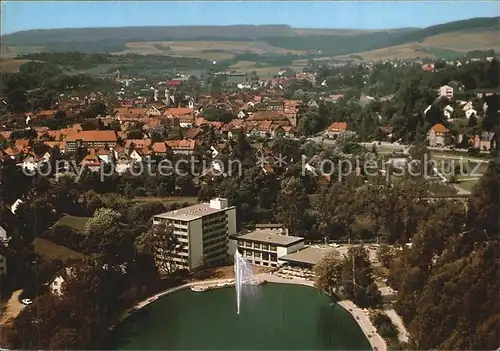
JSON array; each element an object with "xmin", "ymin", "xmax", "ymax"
[{"xmin": 1, "ymin": 1, "xmax": 498, "ymax": 34}]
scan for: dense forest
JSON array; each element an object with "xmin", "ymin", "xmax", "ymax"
[{"xmin": 387, "ymin": 160, "xmax": 500, "ymax": 349}]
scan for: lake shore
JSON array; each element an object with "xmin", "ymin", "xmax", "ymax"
[{"xmin": 113, "ymin": 272, "xmax": 387, "ymax": 351}]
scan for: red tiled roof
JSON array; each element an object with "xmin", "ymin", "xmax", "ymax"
[
  {"xmin": 124, "ymin": 139, "xmax": 152, "ymax": 149},
  {"xmin": 163, "ymin": 108, "xmax": 194, "ymax": 117},
  {"xmin": 431, "ymin": 123, "xmax": 450, "ymax": 133},
  {"xmin": 185, "ymin": 128, "xmax": 202, "ymax": 140},
  {"xmin": 65, "ymin": 130, "xmax": 117, "ymax": 142},
  {"xmin": 166, "ymin": 80, "xmax": 183, "ymax": 86},
  {"xmin": 151, "ymin": 142, "xmax": 168, "ymax": 153},
  {"xmin": 165, "ymin": 139, "xmax": 195, "ymax": 150},
  {"xmin": 327, "ymin": 122, "xmax": 347, "ymax": 132}
]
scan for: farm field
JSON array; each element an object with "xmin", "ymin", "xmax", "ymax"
[
  {"xmin": 334, "ymin": 29, "xmax": 499, "ymax": 61},
  {"xmin": 0, "ymin": 58, "xmax": 34, "ymax": 73},
  {"xmin": 121, "ymin": 40, "xmax": 307, "ymax": 59}
]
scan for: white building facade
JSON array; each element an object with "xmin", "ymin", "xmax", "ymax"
[
  {"xmin": 235, "ymin": 230, "xmax": 305, "ymax": 268},
  {"xmin": 152, "ymin": 198, "xmax": 237, "ymax": 271}
]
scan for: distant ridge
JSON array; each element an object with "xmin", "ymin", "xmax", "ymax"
[{"xmin": 1, "ymin": 17, "xmax": 498, "ymax": 57}]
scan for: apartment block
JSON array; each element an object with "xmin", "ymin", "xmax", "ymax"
[{"xmin": 152, "ymin": 198, "xmax": 237, "ymax": 271}]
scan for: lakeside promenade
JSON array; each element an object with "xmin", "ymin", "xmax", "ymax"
[{"xmin": 116, "ymin": 273, "xmax": 387, "ymax": 351}]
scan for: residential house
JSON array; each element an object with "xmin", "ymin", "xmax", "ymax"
[
  {"xmin": 282, "ymin": 126, "xmax": 295, "ymax": 138},
  {"xmin": 263, "ymin": 100, "xmax": 285, "ymax": 111},
  {"xmin": 465, "ymin": 108, "xmax": 477, "ymax": 119},
  {"xmin": 427, "ymin": 123, "xmax": 452, "ymax": 147},
  {"xmin": 165, "ymin": 139, "xmax": 196, "ymax": 154},
  {"xmin": 80, "ymin": 150, "xmax": 102, "ymax": 172},
  {"xmin": 146, "ymin": 105, "xmax": 163, "ymax": 117},
  {"xmin": 443, "ymin": 105, "xmax": 454, "ymax": 119},
  {"xmin": 21, "ymin": 153, "xmax": 44, "ymax": 173},
  {"xmin": 163, "ymin": 108, "xmax": 194, "ymax": 128},
  {"xmin": 308, "ymin": 99, "xmax": 319, "ymax": 108},
  {"xmin": 65, "ymin": 130, "xmax": 118, "ymax": 152},
  {"xmin": 35, "ymin": 109, "xmax": 58, "ymax": 120},
  {"xmin": 323, "ymin": 94, "xmax": 344, "ymax": 103},
  {"xmin": 471, "ymin": 132, "xmax": 497, "ymax": 151},
  {"xmin": 124, "ymin": 139, "xmax": 152, "ymax": 149},
  {"xmin": 184, "ymin": 128, "xmax": 203, "ymax": 140},
  {"xmin": 325, "ymin": 122, "xmax": 348, "ymax": 139},
  {"xmin": 438, "ymin": 85, "xmax": 454, "ymax": 99},
  {"xmin": 151, "ymin": 142, "xmax": 169, "ymax": 157},
  {"xmin": 96, "ymin": 149, "xmax": 114, "ymax": 164}
]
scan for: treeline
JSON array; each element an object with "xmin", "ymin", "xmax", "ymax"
[
  {"xmin": 227, "ymin": 52, "xmax": 302, "ymax": 67},
  {"xmin": 13, "ymin": 52, "xmax": 213, "ymax": 79},
  {"xmin": 2, "ymin": 25, "xmax": 296, "ymax": 45},
  {"xmin": 465, "ymin": 49, "xmax": 497, "ymax": 58},
  {"xmin": 18, "ymin": 52, "xmax": 118, "ymax": 69},
  {"xmin": 42, "ymin": 40, "xmax": 127, "ymax": 53}
]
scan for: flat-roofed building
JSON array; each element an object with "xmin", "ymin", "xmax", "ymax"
[
  {"xmin": 254, "ymin": 223, "xmax": 289, "ymax": 236},
  {"xmin": 152, "ymin": 198, "xmax": 236, "ymax": 271},
  {"xmin": 235, "ymin": 230, "xmax": 304, "ymax": 267},
  {"xmin": 279, "ymin": 246, "xmax": 337, "ymax": 269}
]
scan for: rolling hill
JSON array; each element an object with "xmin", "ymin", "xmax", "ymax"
[{"xmin": 0, "ymin": 17, "xmax": 498, "ymax": 64}]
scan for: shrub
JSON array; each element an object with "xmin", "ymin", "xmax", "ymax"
[{"xmin": 372, "ymin": 312, "xmax": 398, "ymax": 339}]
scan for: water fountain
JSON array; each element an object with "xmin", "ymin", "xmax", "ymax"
[{"xmin": 234, "ymin": 250, "xmax": 254, "ymax": 314}]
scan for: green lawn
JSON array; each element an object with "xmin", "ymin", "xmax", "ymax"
[
  {"xmin": 55, "ymin": 215, "xmax": 91, "ymax": 233},
  {"xmin": 34, "ymin": 238, "xmax": 85, "ymax": 262},
  {"xmin": 456, "ymin": 179, "xmax": 480, "ymax": 193}
]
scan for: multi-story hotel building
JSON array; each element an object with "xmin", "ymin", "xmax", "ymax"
[
  {"xmin": 152, "ymin": 198, "xmax": 237, "ymax": 271},
  {"xmin": 235, "ymin": 230, "xmax": 304, "ymax": 268}
]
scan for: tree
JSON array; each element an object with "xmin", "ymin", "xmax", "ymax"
[
  {"xmin": 466, "ymin": 159, "xmax": 499, "ymax": 238},
  {"xmin": 83, "ymin": 101, "xmax": 107, "ymax": 118},
  {"xmin": 273, "ymin": 177, "xmax": 309, "ymax": 235},
  {"xmin": 135, "ymin": 222, "xmax": 185, "ymax": 275},
  {"xmin": 314, "ymin": 252, "xmax": 343, "ymax": 293},
  {"xmin": 85, "ymin": 207, "xmax": 121, "ymax": 237},
  {"xmin": 340, "ymin": 246, "xmax": 381, "ymax": 308}
]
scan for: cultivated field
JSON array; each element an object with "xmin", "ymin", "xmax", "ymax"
[
  {"xmin": 0, "ymin": 58, "xmax": 34, "ymax": 73},
  {"xmin": 121, "ymin": 40, "xmax": 306, "ymax": 59},
  {"xmin": 335, "ymin": 29, "xmax": 499, "ymax": 61}
]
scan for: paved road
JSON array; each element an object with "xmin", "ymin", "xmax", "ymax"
[
  {"xmin": 0, "ymin": 290, "xmax": 25, "ymax": 326},
  {"xmin": 376, "ymin": 281, "xmax": 410, "ymax": 344}
]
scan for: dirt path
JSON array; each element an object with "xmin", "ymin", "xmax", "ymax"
[{"xmin": 0, "ymin": 290, "xmax": 25, "ymax": 326}]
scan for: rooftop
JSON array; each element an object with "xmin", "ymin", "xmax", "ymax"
[
  {"xmin": 153, "ymin": 201, "xmax": 233, "ymax": 221},
  {"xmin": 280, "ymin": 246, "xmax": 338, "ymax": 266},
  {"xmin": 236, "ymin": 230, "xmax": 303, "ymax": 247}
]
